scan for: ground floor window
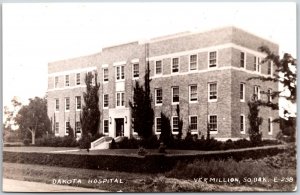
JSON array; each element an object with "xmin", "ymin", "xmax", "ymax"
[
  {"xmin": 76, "ymin": 121, "xmax": 81, "ymax": 134},
  {"xmin": 155, "ymin": 117, "xmax": 161, "ymax": 133},
  {"xmin": 65, "ymin": 121, "xmax": 70, "ymax": 135},
  {"xmin": 240, "ymin": 115, "xmax": 245, "ymax": 134},
  {"xmin": 104, "ymin": 120, "xmax": 109, "ymax": 134},
  {"xmin": 268, "ymin": 117, "xmax": 273, "ymax": 135},
  {"xmin": 209, "ymin": 115, "xmax": 217, "ymax": 132},
  {"xmin": 172, "ymin": 116, "xmax": 179, "ymax": 133},
  {"xmin": 189, "ymin": 116, "xmax": 198, "ymax": 132},
  {"xmin": 55, "ymin": 122, "xmax": 59, "ymax": 134}
]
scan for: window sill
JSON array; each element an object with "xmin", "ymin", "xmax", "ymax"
[
  {"xmin": 103, "ymin": 107, "xmax": 109, "ymax": 109},
  {"xmin": 240, "ymin": 131, "xmax": 246, "ymax": 134},
  {"xmin": 208, "ymin": 99, "xmax": 217, "ymax": 103},
  {"xmin": 240, "ymin": 100, "xmax": 245, "ymax": 103},
  {"xmin": 65, "ymin": 110, "xmax": 70, "ymax": 112},
  {"xmin": 210, "ymin": 131, "xmax": 218, "ymax": 134},
  {"xmin": 189, "ymin": 101, "xmax": 198, "ymax": 104},
  {"xmin": 172, "ymin": 102, "xmax": 179, "ymax": 105},
  {"xmin": 76, "ymin": 109, "xmax": 81, "ymax": 111},
  {"xmin": 155, "ymin": 103, "xmax": 162, "ymax": 106}
]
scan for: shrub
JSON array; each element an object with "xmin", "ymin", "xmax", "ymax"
[
  {"xmin": 35, "ymin": 135, "xmax": 79, "ymax": 147},
  {"xmin": 23, "ymin": 139, "xmax": 30, "ymax": 146}
]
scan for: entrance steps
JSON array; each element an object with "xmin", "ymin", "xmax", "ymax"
[{"xmin": 90, "ymin": 136, "xmax": 125, "ymax": 150}]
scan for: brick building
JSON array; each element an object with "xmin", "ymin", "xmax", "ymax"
[{"xmin": 47, "ymin": 26, "xmax": 279, "ymax": 140}]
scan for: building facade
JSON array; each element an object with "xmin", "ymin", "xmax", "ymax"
[{"xmin": 47, "ymin": 26, "xmax": 279, "ymax": 140}]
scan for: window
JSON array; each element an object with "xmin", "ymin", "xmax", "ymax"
[
  {"xmin": 189, "ymin": 54, "xmax": 197, "ymax": 71},
  {"xmin": 190, "ymin": 116, "xmax": 198, "ymax": 132},
  {"xmin": 254, "ymin": 56, "xmax": 257, "ymax": 71},
  {"xmin": 172, "ymin": 116, "xmax": 179, "ymax": 133},
  {"xmin": 254, "ymin": 57, "xmax": 261, "ymax": 72},
  {"xmin": 76, "ymin": 122, "xmax": 81, "ymax": 134},
  {"xmin": 65, "ymin": 97, "xmax": 70, "ymax": 111},
  {"xmin": 209, "ymin": 115, "xmax": 217, "ymax": 132},
  {"xmin": 254, "ymin": 85, "xmax": 261, "ymax": 100},
  {"xmin": 55, "ymin": 99, "xmax": 59, "ymax": 111},
  {"xmin": 103, "ymin": 94, "xmax": 109, "ymax": 108},
  {"xmin": 116, "ymin": 92, "xmax": 125, "ymax": 107},
  {"xmin": 88, "ymin": 71, "xmax": 95, "ymax": 85},
  {"xmin": 65, "ymin": 121, "xmax": 70, "ymax": 135},
  {"xmin": 268, "ymin": 89, "xmax": 272, "ymax": 102},
  {"xmin": 103, "ymin": 68, "xmax": 109, "ymax": 82},
  {"xmin": 189, "ymin": 85, "xmax": 198, "ymax": 102},
  {"xmin": 133, "ymin": 63, "xmax": 139, "ymax": 78},
  {"xmin": 209, "ymin": 51, "xmax": 217, "ymax": 67},
  {"xmin": 268, "ymin": 118, "xmax": 273, "ymax": 135},
  {"xmin": 55, "ymin": 122, "xmax": 59, "ymax": 134},
  {"xmin": 155, "ymin": 60, "xmax": 162, "ymax": 75},
  {"xmin": 76, "ymin": 96, "xmax": 81, "ymax": 110},
  {"xmin": 76, "ymin": 73, "xmax": 80, "ymax": 85},
  {"xmin": 240, "ymin": 52, "xmax": 245, "ymax": 68},
  {"xmin": 155, "ymin": 88, "xmax": 162, "ymax": 105},
  {"xmin": 116, "ymin": 66, "xmax": 125, "ymax": 80},
  {"xmin": 65, "ymin": 75, "xmax": 70, "ymax": 86},
  {"xmin": 172, "ymin": 87, "xmax": 179, "ymax": 104},
  {"xmin": 54, "ymin": 76, "xmax": 59, "ymax": 88},
  {"xmin": 240, "ymin": 83, "xmax": 245, "ymax": 102},
  {"xmin": 172, "ymin": 58, "xmax": 179, "ymax": 73},
  {"xmin": 155, "ymin": 117, "xmax": 161, "ymax": 133},
  {"xmin": 104, "ymin": 120, "xmax": 109, "ymax": 134},
  {"xmin": 208, "ymin": 83, "xmax": 217, "ymax": 101},
  {"xmin": 240, "ymin": 115, "xmax": 245, "ymax": 133},
  {"xmin": 267, "ymin": 61, "xmax": 272, "ymax": 75}
]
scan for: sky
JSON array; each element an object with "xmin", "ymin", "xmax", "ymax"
[{"xmin": 2, "ymin": 2, "xmax": 297, "ymax": 110}]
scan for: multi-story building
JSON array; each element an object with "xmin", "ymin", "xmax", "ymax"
[{"xmin": 47, "ymin": 26, "xmax": 279, "ymax": 140}]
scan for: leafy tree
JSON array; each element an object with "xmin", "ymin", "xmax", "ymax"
[
  {"xmin": 247, "ymin": 95, "xmax": 263, "ymax": 145},
  {"xmin": 176, "ymin": 104, "xmax": 183, "ymax": 140},
  {"xmin": 129, "ymin": 63, "xmax": 154, "ymax": 140},
  {"xmin": 80, "ymin": 72, "xmax": 100, "ymax": 150},
  {"xmin": 159, "ymin": 112, "xmax": 173, "ymax": 147},
  {"xmin": 248, "ymin": 46, "xmax": 297, "ymax": 139},
  {"xmin": 3, "ymin": 97, "xmax": 22, "ymax": 132},
  {"xmin": 15, "ymin": 97, "xmax": 51, "ymax": 144}
]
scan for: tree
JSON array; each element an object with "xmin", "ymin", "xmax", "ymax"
[
  {"xmin": 159, "ymin": 112, "xmax": 173, "ymax": 147},
  {"xmin": 176, "ymin": 104, "xmax": 183, "ymax": 140},
  {"xmin": 15, "ymin": 97, "xmax": 51, "ymax": 144},
  {"xmin": 248, "ymin": 46, "xmax": 297, "ymax": 139},
  {"xmin": 129, "ymin": 63, "xmax": 154, "ymax": 140},
  {"xmin": 80, "ymin": 72, "xmax": 100, "ymax": 150},
  {"xmin": 3, "ymin": 97, "xmax": 22, "ymax": 132},
  {"xmin": 247, "ymin": 95, "xmax": 263, "ymax": 145}
]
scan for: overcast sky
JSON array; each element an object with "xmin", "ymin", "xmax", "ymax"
[{"xmin": 3, "ymin": 2, "xmax": 297, "ymax": 109}]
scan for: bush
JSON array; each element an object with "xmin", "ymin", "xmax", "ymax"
[
  {"xmin": 35, "ymin": 135, "xmax": 79, "ymax": 147},
  {"xmin": 23, "ymin": 139, "xmax": 30, "ymax": 146}
]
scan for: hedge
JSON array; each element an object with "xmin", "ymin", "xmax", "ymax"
[{"xmin": 3, "ymin": 145, "xmax": 287, "ymax": 173}]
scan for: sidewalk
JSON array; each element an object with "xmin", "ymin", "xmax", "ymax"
[{"xmin": 2, "ymin": 178, "xmax": 108, "ymax": 192}]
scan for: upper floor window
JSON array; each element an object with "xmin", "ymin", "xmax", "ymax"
[
  {"xmin": 155, "ymin": 88, "xmax": 162, "ymax": 105},
  {"xmin": 65, "ymin": 97, "xmax": 70, "ymax": 111},
  {"xmin": 240, "ymin": 83, "xmax": 245, "ymax": 102},
  {"xmin": 155, "ymin": 60, "xmax": 162, "ymax": 75},
  {"xmin": 240, "ymin": 52, "xmax": 245, "ymax": 68},
  {"xmin": 54, "ymin": 76, "xmax": 59, "ymax": 88},
  {"xmin": 208, "ymin": 82, "xmax": 217, "ymax": 101},
  {"xmin": 76, "ymin": 73, "xmax": 80, "ymax": 85},
  {"xmin": 116, "ymin": 66, "xmax": 125, "ymax": 80},
  {"xmin": 209, "ymin": 51, "xmax": 217, "ymax": 68},
  {"xmin": 76, "ymin": 96, "xmax": 81, "ymax": 110},
  {"xmin": 133, "ymin": 63, "xmax": 139, "ymax": 78},
  {"xmin": 189, "ymin": 54, "xmax": 197, "ymax": 71},
  {"xmin": 116, "ymin": 92, "xmax": 125, "ymax": 107},
  {"xmin": 103, "ymin": 94, "xmax": 109, "ymax": 108},
  {"xmin": 155, "ymin": 117, "xmax": 161, "ymax": 133},
  {"xmin": 209, "ymin": 115, "xmax": 217, "ymax": 132},
  {"xmin": 103, "ymin": 68, "xmax": 109, "ymax": 82},
  {"xmin": 268, "ymin": 89, "xmax": 272, "ymax": 102},
  {"xmin": 172, "ymin": 87, "xmax": 179, "ymax": 104},
  {"xmin": 55, "ymin": 99, "xmax": 59, "ymax": 111},
  {"xmin": 65, "ymin": 75, "xmax": 70, "ymax": 87},
  {"xmin": 76, "ymin": 121, "xmax": 81, "ymax": 134},
  {"xmin": 254, "ymin": 57, "xmax": 261, "ymax": 73},
  {"xmin": 254, "ymin": 85, "xmax": 261, "ymax": 100},
  {"xmin": 189, "ymin": 116, "xmax": 198, "ymax": 132},
  {"xmin": 172, "ymin": 116, "xmax": 179, "ymax": 133},
  {"xmin": 172, "ymin": 58, "xmax": 179, "ymax": 73},
  {"xmin": 189, "ymin": 85, "xmax": 198, "ymax": 102},
  {"xmin": 267, "ymin": 61, "xmax": 272, "ymax": 75},
  {"xmin": 240, "ymin": 115, "xmax": 245, "ymax": 134}
]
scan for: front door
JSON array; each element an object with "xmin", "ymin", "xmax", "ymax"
[{"xmin": 115, "ymin": 118, "xmax": 124, "ymax": 137}]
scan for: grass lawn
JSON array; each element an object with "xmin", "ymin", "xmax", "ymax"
[{"xmin": 3, "ymin": 162, "xmax": 271, "ymax": 192}]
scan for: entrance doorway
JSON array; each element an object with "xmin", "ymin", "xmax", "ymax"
[{"xmin": 115, "ymin": 118, "xmax": 124, "ymax": 137}]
